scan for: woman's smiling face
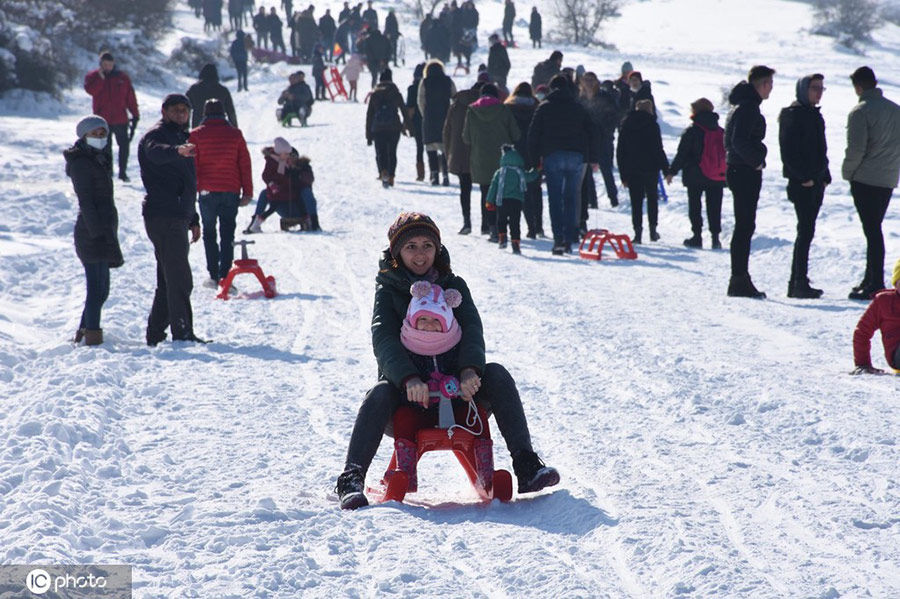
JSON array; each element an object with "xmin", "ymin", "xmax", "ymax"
[{"xmin": 399, "ymin": 235, "xmax": 436, "ymax": 276}]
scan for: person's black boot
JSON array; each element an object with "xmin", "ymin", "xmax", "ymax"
[
  {"xmin": 335, "ymin": 464, "xmax": 368, "ymax": 510},
  {"xmin": 512, "ymin": 450, "xmax": 560, "ymax": 494},
  {"xmin": 650, "ymin": 228, "xmax": 660, "ymax": 242},
  {"xmin": 632, "ymin": 230, "xmax": 642, "ymax": 245},
  {"xmin": 727, "ymin": 274, "xmax": 766, "ymax": 299},
  {"xmin": 683, "ymin": 235, "xmax": 702, "ymax": 248},
  {"xmin": 788, "ymin": 277, "xmax": 823, "ymax": 299},
  {"xmin": 711, "ymin": 233, "xmax": 722, "ymax": 249}
]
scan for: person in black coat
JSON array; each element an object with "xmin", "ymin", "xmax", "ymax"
[
  {"xmin": 230, "ymin": 31, "xmax": 250, "ymax": 92},
  {"xmin": 267, "ymin": 7, "xmax": 286, "ymax": 53},
  {"xmin": 361, "ymin": 28, "xmax": 391, "ymax": 89},
  {"xmin": 529, "ymin": 6, "xmax": 542, "ymax": 48},
  {"xmin": 384, "ymin": 8, "xmax": 400, "ymax": 66},
  {"xmin": 504, "ymin": 82, "xmax": 544, "ymax": 238},
  {"xmin": 362, "ymin": 1, "xmax": 378, "ymax": 30},
  {"xmin": 253, "ymin": 6, "xmax": 270, "ymax": 49},
  {"xmin": 185, "ymin": 63, "xmax": 238, "ymax": 128},
  {"xmin": 502, "ymin": 0, "xmax": 516, "ymax": 45},
  {"xmin": 617, "ymin": 99, "xmax": 669, "ymax": 244},
  {"xmin": 666, "ymin": 98, "xmax": 726, "ymax": 249},
  {"xmin": 527, "ymin": 75, "xmax": 597, "ymax": 254},
  {"xmin": 138, "ymin": 94, "xmax": 205, "ymax": 346},
  {"xmin": 487, "ymin": 33, "xmax": 510, "ymax": 88},
  {"xmin": 65, "ymin": 116, "xmax": 124, "ymax": 346},
  {"xmin": 425, "ymin": 18, "xmax": 451, "ymax": 64},
  {"xmin": 625, "ymin": 71, "xmax": 656, "ymax": 115},
  {"xmin": 312, "ymin": 45, "xmax": 327, "ymax": 100},
  {"xmin": 418, "ymin": 60, "xmax": 456, "ymax": 185},
  {"xmin": 406, "ymin": 63, "xmax": 426, "ymax": 181},
  {"xmin": 779, "ymin": 74, "xmax": 831, "ymax": 299},
  {"xmin": 531, "ymin": 50, "xmax": 562, "ymax": 89},
  {"xmin": 366, "ymin": 69, "xmax": 408, "ymax": 187},
  {"xmin": 319, "ymin": 9, "xmax": 337, "ymax": 60},
  {"xmin": 725, "ymin": 65, "xmax": 774, "ymax": 298}
]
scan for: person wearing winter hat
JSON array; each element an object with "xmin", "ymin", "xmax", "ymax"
[
  {"xmin": 83, "ymin": 51, "xmax": 139, "ymax": 182},
  {"xmin": 334, "ymin": 212, "xmax": 560, "ymax": 509},
  {"xmin": 65, "ymin": 115, "xmax": 124, "ymax": 346},
  {"xmin": 245, "ymin": 136, "xmax": 310, "ymax": 233},
  {"xmin": 138, "ymin": 93, "xmax": 208, "ymax": 346},
  {"xmin": 778, "ymin": 74, "xmax": 831, "ymax": 299},
  {"xmin": 366, "ymin": 68, "xmax": 408, "ymax": 187},
  {"xmin": 387, "ymin": 280, "xmax": 494, "ymax": 494},
  {"xmin": 851, "ymin": 257, "xmax": 900, "ymax": 374}
]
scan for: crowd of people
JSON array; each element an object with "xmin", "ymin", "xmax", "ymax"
[{"xmin": 67, "ymin": 5, "xmax": 900, "ymax": 510}]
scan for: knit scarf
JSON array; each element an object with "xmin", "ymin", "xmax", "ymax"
[
  {"xmin": 400, "ymin": 318, "xmax": 462, "ymax": 356},
  {"xmin": 276, "ymin": 155, "xmax": 290, "ymax": 175}
]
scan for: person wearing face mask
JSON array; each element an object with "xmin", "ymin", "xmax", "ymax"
[
  {"xmin": 64, "ymin": 115, "xmax": 125, "ymax": 347},
  {"xmin": 778, "ymin": 74, "xmax": 831, "ymax": 299},
  {"xmin": 138, "ymin": 94, "xmax": 206, "ymax": 346}
]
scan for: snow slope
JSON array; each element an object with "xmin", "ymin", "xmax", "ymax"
[{"xmin": 0, "ymin": 0, "xmax": 898, "ymax": 597}]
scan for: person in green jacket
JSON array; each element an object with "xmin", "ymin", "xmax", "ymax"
[
  {"xmin": 334, "ymin": 212, "xmax": 559, "ymax": 510},
  {"xmin": 485, "ymin": 145, "xmax": 541, "ymax": 253},
  {"xmin": 462, "ymin": 84, "xmax": 521, "ymax": 242}
]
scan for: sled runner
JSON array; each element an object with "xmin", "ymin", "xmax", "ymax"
[
  {"xmin": 217, "ymin": 240, "xmax": 277, "ymax": 300},
  {"xmin": 367, "ymin": 396, "xmax": 514, "ymax": 505},
  {"xmin": 579, "ymin": 229, "xmax": 638, "ymax": 261}
]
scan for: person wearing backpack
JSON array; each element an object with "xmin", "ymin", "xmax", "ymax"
[
  {"xmin": 779, "ymin": 74, "xmax": 831, "ymax": 299},
  {"xmin": 666, "ymin": 98, "xmax": 726, "ymax": 249},
  {"xmin": 366, "ymin": 68, "xmax": 408, "ymax": 187}
]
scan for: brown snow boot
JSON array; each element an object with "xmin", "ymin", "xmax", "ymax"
[{"xmin": 83, "ymin": 329, "xmax": 103, "ymax": 346}]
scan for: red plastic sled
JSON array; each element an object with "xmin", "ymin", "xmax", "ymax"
[
  {"xmin": 367, "ymin": 427, "xmax": 514, "ymax": 504},
  {"xmin": 217, "ymin": 240, "xmax": 277, "ymax": 300},
  {"xmin": 324, "ymin": 66, "xmax": 349, "ymax": 101},
  {"xmin": 579, "ymin": 228, "xmax": 638, "ymax": 261}
]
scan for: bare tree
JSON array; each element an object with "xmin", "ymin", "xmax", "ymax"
[
  {"xmin": 813, "ymin": 0, "xmax": 882, "ymax": 45},
  {"xmin": 404, "ymin": 0, "xmax": 444, "ymax": 20},
  {"xmin": 552, "ymin": 0, "xmax": 623, "ymax": 46}
]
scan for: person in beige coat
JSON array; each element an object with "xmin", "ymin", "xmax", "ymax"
[{"xmin": 842, "ymin": 66, "xmax": 900, "ymax": 300}]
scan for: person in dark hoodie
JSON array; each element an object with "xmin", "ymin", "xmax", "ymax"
[
  {"xmin": 487, "ymin": 33, "xmax": 510, "ymax": 88},
  {"xmin": 65, "ymin": 115, "xmax": 125, "ymax": 347},
  {"xmin": 617, "ymin": 99, "xmax": 669, "ymax": 244},
  {"xmin": 230, "ymin": 31, "xmax": 250, "ymax": 92},
  {"xmin": 186, "ymin": 63, "xmax": 238, "ymax": 128},
  {"xmin": 531, "ymin": 50, "xmax": 562, "ymax": 89},
  {"xmin": 138, "ymin": 94, "xmax": 206, "ymax": 346},
  {"xmin": 406, "ymin": 63, "xmax": 426, "ymax": 181},
  {"xmin": 725, "ymin": 65, "xmax": 774, "ymax": 299},
  {"xmin": 527, "ymin": 74, "xmax": 596, "ymax": 254},
  {"xmin": 443, "ymin": 77, "xmax": 487, "ymax": 234},
  {"xmin": 779, "ymin": 74, "xmax": 831, "ymax": 299},
  {"xmin": 312, "ymin": 44, "xmax": 328, "ymax": 101},
  {"xmin": 366, "ymin": 68, "xmax": 408, "ymax": 187},
  {"xmin": 666, "ymin": 97, "xmax": 727, "ymax": 249},
  {"xmin": 504, "ymin": 81, "xmax": 544, "ymax": 239},
  {"xmin": 625, "ymin": 70, "xmax": 656, "ymax": 115},
  {"xmin": 529, "ymin": 6, "xmax": 542, "ymax": 48},
  {"xmin": 417, "ymin": 60, "xmax": 456, "ymax": 186}
]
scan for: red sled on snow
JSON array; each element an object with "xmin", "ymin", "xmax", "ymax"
[
  {"xmin": 367, "ymin": 402, "xmax": 514, "ymax": 505},
  {"xmin": 323, "ymin": 66, "xmax": 349, "ymax": 101},
  {"xmin": 217, "ymin": 240, "xmax": 277, "ymax": 300},
  {"xmin": 251, "ymin": 47, "xmax": 302, "ymax": 65},
  {"xmin": 579, "ymin": 228, "xmax": 638, "ymax": 261}
]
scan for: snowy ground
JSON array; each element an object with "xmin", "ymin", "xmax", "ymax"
[{"xmin": 1, "ymin": 0, "xmax": 898, "ymax": 597}]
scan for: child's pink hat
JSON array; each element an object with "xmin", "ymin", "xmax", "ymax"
[{"xmin": 406, "ymin": 281, "xmax": 462, "ymax": 332}]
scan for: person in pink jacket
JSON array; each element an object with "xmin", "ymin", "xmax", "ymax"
[
  {"xmin": 852, "ymin": 258, "xmax": 900, "ymax": 374},
  {"xmin": 84, "ymin": 51, "xmax": 140, "ymax": 182}
]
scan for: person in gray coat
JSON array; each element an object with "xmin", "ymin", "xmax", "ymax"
[
  {"xmin": 842, "ymin": 67, "xmax": 900, "ymax": 300},
  {"xmin": 64, "ymin": 115, "xmax": 125, "ymax": 346}
]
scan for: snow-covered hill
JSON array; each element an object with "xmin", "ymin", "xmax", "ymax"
[{"xmin": 0, "ymin": 0, "xmax": 897, "ymax": 597}]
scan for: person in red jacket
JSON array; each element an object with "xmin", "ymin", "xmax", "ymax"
[
  {"xmin": 852, "ymin": 258, "xmax": 900, "ymax": 374},
  {"xmin": 188, "ymin": 99, "xmax": 253, "ymax": 288},
  {"xmin": 84, "ymin": 51, "xmax": 140, "ymax": 182}
]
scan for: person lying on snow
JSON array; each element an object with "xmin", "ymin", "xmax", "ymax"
[
  {"xmin": 852, "ymin": 257, "xmax": 900, "ymax": 375},
  {"xmin": 334, "ymin": 212, "xmax": 559, "ymax": 509}
]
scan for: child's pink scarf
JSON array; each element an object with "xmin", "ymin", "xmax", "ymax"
[{"xmin": 400, "ymin": 318, "xmax": 462, "ymax": 355}]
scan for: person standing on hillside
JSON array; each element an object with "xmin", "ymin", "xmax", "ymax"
[
  {"xmin": 186, "ymin": 63, "xmax": 238, "ymax": 128},
  {"xmin": 366, "ymin": 69, "xmax": 408, "ymax": 187},
  {"xmin": 230, "ymin": 30, "xmax": 250, "ymax": 92},
  {"xmin": 778, "ymin": 74, "xmax": 831, "ymax": 299},
  {"xmin": 138, "ymin": 94, "xmax": 206, "ymax": 346},
  {"xmin": 531, "ymin": 50, "xmax": 562, "ymax": 89},
  {"xmin": 268, "ymin": 7, "xmax": 287, "ymax": 54},
  {"xmin": 529, "ymin": 6, "xmax": 542, "ymax": 48},
  {"xmin": 527, "ymin": 75, "xmax": 596, "ymax": 255},
  {"xmin": 83, "ymin": 51, "xmax": 140, "ymax": 182},
  {"xmin": 418, "ymin": 60, "xmax": 456, "ymax": 186},
  {"xmin": 253, "ymin": 6, "xmax": 270, "ymax": 49},
  {"xmin": 487, "ymin": 33, "xmax": 511, "ymax": 89},
  {"xmin": 502, "ymin": 0, "xmax": 516, "ymax": 45},
  {"xmin": 724, "ymin": 65, "xmax": 774, "ymax": 299},
  {"xmin": 65, "ymin": 116, "xmax": 125, "ymax": 347},
  {"xmin": 189, "ymin": 99, "xmax": 253, "ymax": 289},
  {"xmin": 319, "ymin": 9, "xmax": 337, "ymax": 61},
  {"xmin": 666, "ymin": 98, "xmax": 726, "ymax": 250},
  {"xmin": 444, "ymin": 78, "xmax": 487, "ymax": 234},
  {"xmin": 842, "ymin": 66, "xmax": 900, "ymax": 300}
]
